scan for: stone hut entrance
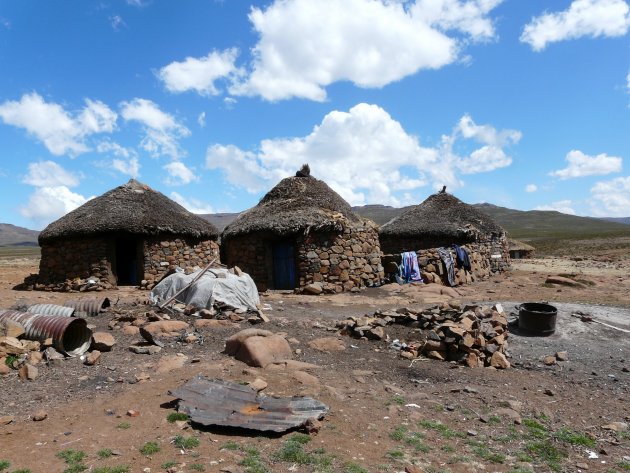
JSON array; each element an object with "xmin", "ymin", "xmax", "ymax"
[
  {"xmin": 114, "ymin": 237, "xmax": 143, "ymax": 286},
  {"xmin": 272, "ymin": 240, "xmax": 296, "ymax": 289}
]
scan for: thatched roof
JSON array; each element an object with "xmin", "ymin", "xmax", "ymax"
[
  {"xmin": 39, "ymin": 179, "xmax": 219, "ymax": 243},
  {"xmin": 222, "ymin": 172, "xmax": 363, "ymax": 238},
  {"xmin": 508, "ymin": 239, "xmax": 535, "ymax": 251},
  {"xmin": 379, "ymin": 192, "xmax": 505, "ymax": 240}
]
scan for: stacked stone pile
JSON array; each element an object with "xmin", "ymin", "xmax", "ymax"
[
  {"xmin": 336, "ymin": 302, "xmax": 510, "ymax": 368},
  {"xmin": 18, "ymin": 274, "xmax": 113, "ymax": 292}
]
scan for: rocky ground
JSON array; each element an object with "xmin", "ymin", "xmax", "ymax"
[{"xmin": 0, "ymin": 255, "xmax": 628, "ymax": 473}]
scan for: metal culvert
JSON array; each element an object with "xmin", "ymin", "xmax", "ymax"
[
  {"xmin": 0, "ymin": 310, "xmax": 92, "ymax": 356},
  {"xmin": 27, "ymin": 304, "xmax": 76, "ymax": 318},
  {"xmin": 63, "ymin": 297, "xmax": 111, "ymax": 317},
  {"xmin": 517, "ymin": 302, "xmax": 558, "ymax": 336}
]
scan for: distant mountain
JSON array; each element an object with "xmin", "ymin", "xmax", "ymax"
[
  {"xmin": 602, "ymin": 217, "xmax": 630, "ymax": 225},
  {"xmin": 0, "ymin": 223, "xmax": 39, "ymax": 247},
  {"xmin": 198, "ymin": 203, "xmax": 630, "ymax": 241},
  {"xmin": 199, "ymin": 212, "xmax": 240, "ymax": 232}
]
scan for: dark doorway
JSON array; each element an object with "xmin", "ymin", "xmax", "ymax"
[
  {"xmin": 115, "ymin": 237, "xmax": 142, "ymax": 285},
  {"xmin": 272, "ymin": 241, "xmax": 296, "ymax": 289}
]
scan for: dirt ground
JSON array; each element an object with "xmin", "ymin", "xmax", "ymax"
[{"xmin": 0, "ymin": 256, "xmax": 628, "ymax": 473}]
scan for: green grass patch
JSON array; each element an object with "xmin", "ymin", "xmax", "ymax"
[
  {"xmin": 93, "ymin": 467, "xmax": 129, "ymax": 473},
  {"xmin": 441, "ymin": 445, "xmax": 456, "ymax": 453},
  {"xmin": 161, "ymin": 461, "xmax": 178, "ymax": 469},
  {"xmin": 166, "ymin": 412, "xmax": 189, "ymax": 423},
  {"xmin": 140, "ymin": 441, "xmax": 160, "ymax": 456},
  {"xmin": 0, "ymin": 461, "xmax": 9, "ymax": 472},
  {"xmin": 190, "ymin": 464, "xmax": 205, "ymax": 472},
  {"xmin": 418, "ymin": 420, "xmax": 465, "ymax": 439},
  {"xmin": 56, "ymin": 450, "xmax": 86, "ymax": 464},
  {"xmin": 525, "ymin": 440, "xmax": 566, "ymax": 471},
  {"xmin": 387, "ymin": 395, "xmax": 406, "ymax": 406},
  {"xmin": 116, "ymin": 422, "xmax": 131, "ymax": 430},
  {"xmin": 221, "ymin": 441, "xmax": 240, "ymax": 451},
  {"xmin": 239, "ymin": 446, "xmax": 270, "ymax": 473},
  {"xmin": 488, "ymin": 415, "xmax": 502, "ymax": 425},
  {"xmin": 617, "ymin": 460, "xmax": 630, "ymax": 470},
  {"xmin": 522, "ymin": 418, "xmax": 548, "ymax": 439},
  {"xmin": 554, "ymin": 428, "xmax": 596, "ymax": 447},
  {"xmin": 344, "ymin": 463, "xmax": 369, "ymax": 473},
  {"xmin": 12, "ymin": 469, "xmax": 32, "ymax": 473},
  {"xmin": 62, "ymin": 465, "xmax": 87, "ymax": 473},
  {"xmin": 447, "ymin": 455, "xmax": 471, "ymax": 464},
  {"xmin": 389, "ymin": 426, "xmax": 430, "ymax": 452},
  {"xmin": 97, "ymin": 449, "xmax": 113, "ymax": 459},
  {"xmin": 173, "ymin": 435, "xmax": 200, "ymax": 450},
  {"xmin": 385, "ymin": 449, "xmax": 405, "ymax": 460}
]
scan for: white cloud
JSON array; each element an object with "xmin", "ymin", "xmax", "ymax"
[
  {"xmin": 158, "ymin": 49, "xmax": 241, "ymax": 96},
  {"xmin": 590, "ymin": 176, "xmax": 630, "ymax": 216},
  {"xmin": 96, "ymin": 139, "xmax": 136, "ymax": 159},
  {"xmin": 0, "ymin": 93, "xmax": 117, "ymax": 156},
  {"xmin": 170, "ymin": 191, "xmax": 215, "ymax": 214},
  {"xmin": 525, "ymin": 184, "xmax": 538, "ymax": 193},
  {"xmin": 535, "ymin": 200, "xmax": 576, "ymax": 215},
  {"xmin": 521, "ymin": 0, "xmax": 630, "ymax": 51},
  {"xmin": 230, "ymin": 0, "xmax": 502, "ymax": 101},
  {"xmin": 120, "ymin": 98, "xmax": 190, "ymax": 159},
  {"xmin": 550, "ymin": 150, "xmax": 623, "ymax": 179},
  {"xmin": 163, "ymin": 161, "xmax": 198, "ymax": 186},
  {"xmin": 20, "ymin": 186, "xmax": 89, "ymax": 226},
  {"xmin": 197, "ymin": 112, "xmax": 206, "ymax": 128},
  {"xmin": 206, "ymin": 103, "xmax": 519, "ymax": 205},
  {"xmin": 109, "ymin": 15, "xmax": 126, "ymax": 31},
  {"xmin": 23, "ymin": 161, "xmax": 80, "ymax": 187},
  {"xmin": 456, "ymin": 114, "xmax": 522, "ymax": 147},
  {"xmin": 112, "ymin": 157, "xmax": 141, "ymax": 177},
  {"xmin": 224, "ymin": 97, "xmax": 237, "ymax": 109}
]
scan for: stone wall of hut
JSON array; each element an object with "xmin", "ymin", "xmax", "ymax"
[
  {"xmin": 37, "ymin": 237, "xmax": 114, "ymax": 285},
  {"xmin": 382, "ymin": 236, "xmax": 510, "ymax": 286},
  {"xmin": 224, "ymin": 225, "xmax": 384, "ymax": 293},
  {"xmin": 142, "ymin": 237, "xmax": 220, "ymax": 283}
]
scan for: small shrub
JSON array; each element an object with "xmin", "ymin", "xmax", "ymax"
[
  {"xmin": 385, "ymin": 449, "xmax": 405, "ymax": 459},
  {"xmin": 526, "ymin": 440, "xmax": 566, "ymax": 471},
  {"xmin": 140, "ymin": 441, "xmax": 160, "ymax": 456},
  {"xmin": 116, "ymin": 422, "xmax": 131, "ymax": 430},
  {"xmin": 239, "ymin": 446, "xmax": 270, "ymax": 473},
  {"xmin": 166, "ymin": 412, "xmax": 189, "ymax": 423},
  {"xmin": 173, "ymin": 435, "xmax": 200, "ymax": 450},
  {"xmin": 554, "ymin": 428, "xmax": 596, "ymax": 447},
  {"xmin": 62, "ymin": 465, "xmax": 87, "ymax": 473},
  {"xmin": 221, "ymin": 441, "xmax": 240, "ymax": 451},
  {"xmin": 418, "ymin": 420, "xmax": 465, "ymax": 439},
  {"xmin": 388, "ymin": 395, "xmax": 406, "ymax": 406},
  {"xmin": 0, "ymin": 461, "xmax": 9, "ymax": 472}
]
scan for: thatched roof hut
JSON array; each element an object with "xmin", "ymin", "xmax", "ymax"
[
  {"xmin": 33, "ymin": 179, "xmax": 220, "ymax": 289},
  {"xmin": 40, "ymin": 179, "xmax": 218, "ymax": 243},
  {"xmin": 222, "ymin": 174, "xmax": 361, "ymax": 239},
  {"xmin": 380, "ymin": 192, "xmax": 504, "ymax": 243},
  {"xmin": 222, "ymin": 167, "xmax": 383, "ymax": 292},
  {"xmin": 508, "ymin": 239, "xmax": 535, "ymax": 259}
]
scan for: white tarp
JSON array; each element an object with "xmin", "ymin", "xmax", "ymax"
[{"xmin": 149, "ymin": 268, "xmax": 260, "ymax": 312}]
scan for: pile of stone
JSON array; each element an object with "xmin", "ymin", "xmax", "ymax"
[
  {"xmin": 18, "ymin": 274, "xmax": 113, "ymax": 292},
  {"xmin": 0, "ymin": 320, "xmax": 42, "ymax": 378},
  {"xmin": 336, "ymin": 302, "xmax": 510, "ymax": 369}
]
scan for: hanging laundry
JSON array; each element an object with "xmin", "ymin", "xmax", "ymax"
[
  {"xmin": 437, "ymin": 247, "xmax": 456, "ymax": 286},
  {"xmin": 400, "ymin": 251, "xmax": 422, "ymax": 283},
  {"xmin": 452, "ymin": 244, "xmax": 471, "ymax": 271}
]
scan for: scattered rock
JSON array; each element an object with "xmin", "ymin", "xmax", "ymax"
[
  {"xmin": 304, "ymin": 417, "xmax": 322, "ymax": 434},
  {"xmin": 135, "ymin": 372, "xmax": 151, "ymax": 382},
  {"xmin": 248, "ymin": 378, "xmax": 268, "ymax": 392},
  {"xmin": 555, "ymin": 351, "xmax": 568, "ymax": 361},
  {"xmin": 122, "ymin": 325, "xmax": 140, "ymax": 336},
  {"xmin": 0, "ymin": 415, "xmax": 14, "ymax": 425},
  {"xmin": 545, "ymin": 275, "xmax": 585, "ymax": 287},
  {"xmin": 194, "ymin": 319, "xmax": 239, "ymax": 329},
  {"xmin": 84, "ymin": 350, "xmax": 101, "ymax": 366},
  {"xmin": 490, "ymin": 352, "xmax": 510, "ymax": 369},
  {"xmin": 602, "ymin": 422, "xmax": 628, "ymax": 432},
  {"xmin": 91, "ymin": 332, "xmax": 116, "ymax": 352},
  {"xmin": 543, "ymin": 355, "xmax": 557, "ymax": 366},
  {"xmin": 140, "ymin": 320, "xmax": 190, "ymax": 344},
  {"xmin": 156, "ymin": 354, "xmax": 188, "ymax": 373},
  {"xmin": 0, "ymin": 358, "xmax": 9, "ymax": 375},
  {"xmin": 18, "ymin": 363, "xmax": 38, "ymax": 380},
  {"xmin": 544, "ymin": 389, "xmax": 555, "ymax": 397},
  {"xmin": 308, "ymin": 337, "xmax": 346, "ymax": 353},
  {"xmin": 0, "ymin": 320, "xmax": 25, "ymax": 338},
  {"xmin": 291, "ymin": 370, "xmax": 320, "ymax": 386},
  {"xmin": 126, "ymin": 409, "xmax": 140, "ymax": 417},
  {"xmin": 303, "ymin": 283, "xmax": 323, "ymax": 295},
  {"xmin": 32, "ymin": 410, "xmax": 47, "ymax": 421},
  {"xmin": 225, "ymin": 329, "xmax": 292, "ymax": 368},
  {"xmin": 129, "ymin": 344, "xmax": 162, "ymax": 355}
]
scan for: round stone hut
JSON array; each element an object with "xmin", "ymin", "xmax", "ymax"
[
  {"xmin": 508, "ymin": 239, "xmax": 535, "ymax": 259},
  {"xmin": 34, "ymin": 179, "xmax": 220, "ymax": 288},
  {"xmin": 221, "ymin": 167, "xmax": 384, "ymax": 293},
  {"xmin": 379, "ymin": 191, "xmax": 509, "ymax": 285}
]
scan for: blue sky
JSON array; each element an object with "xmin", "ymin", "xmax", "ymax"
[{"xmin": 1, "ymin": 0, "xmax": 629, "ymax": 230}]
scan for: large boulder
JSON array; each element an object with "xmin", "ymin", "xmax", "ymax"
[
  {"xmin": 225, "ymin": 329, "xmax": 292, "ymax": 368},
  {"xmin": 91, "ymin": 332, "xmax": 116, "ymax": 352},
  {"xmin": 308, "ymin": 337, "xmax": 346, "ymax": 353},
  {"xmin": 140, "ymin": 320, "xmax": 189, "ymax": 343}
]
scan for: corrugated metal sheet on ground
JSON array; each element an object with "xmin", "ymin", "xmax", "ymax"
[{"xmin": 169, "ymin": 376, "xmax": 328, "ymax": 432}]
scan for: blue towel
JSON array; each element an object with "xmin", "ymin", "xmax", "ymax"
[
  {"xmin": 400, "ymin": 251, "xmax": 422, "ymax": 283},
  {"xmin": 452, "ymin": 244, "xmax": 471, "ymax": 271}
]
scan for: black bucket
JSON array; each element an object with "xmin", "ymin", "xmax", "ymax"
[{"xmin": 517, "ymin": 303, "xmax": 557, "ymax": 336}]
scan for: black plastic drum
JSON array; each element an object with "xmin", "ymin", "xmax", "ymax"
[{"xmin": 518, "ymin": 302, "xmax": 557, "ymax": 336}]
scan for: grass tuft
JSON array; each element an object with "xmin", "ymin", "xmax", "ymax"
[
  {"xmin": 56, "ymin": 450, "xmax": 86, "ymax": 464},
  {"xmin": 93, "ymin": 467, "xmax": 130, "ymax": 473},
  {"xmin": 0, "ymin": 461, "xmax": 9, "ymax": 472},
  {"xmin": 97, "ymin": 449, "xmax": 113, "ymax": 459},
  {"xmin": 554, "ymin": 428, "xmax": 596, "ymax": 447},
  {"xmin": 116, "ymin": 422, "xmax": 131, "ymax": 430},
  {"xmin": 139, "ymin": 441, "xmax": 160, "ymax": 456},
  {"xmin": 173, "ymin": 435, "xmax": 200, "ymax": 450},
  {"xmin": 166, "ymin": 412, "xmax": 189, "ymax": 423}
]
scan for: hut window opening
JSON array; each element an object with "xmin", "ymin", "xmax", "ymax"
[
  {"xmin": 114, "ymin": 237, "xmax": 143, "ymax": 286},
  {"xmin": 272, "ymin": 240, "xmax": 297, "ymax": 289}
]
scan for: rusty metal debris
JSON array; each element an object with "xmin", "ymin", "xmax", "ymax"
[
  {"xmin": 27, "ymin": 304, "xmax": 76, "ymax": 318},
  {"xmin": 0, "ymin": 310, "xmax": 92, "ymax": 356},
  {"xmin": 169, "ymin": 376, "xmax": 329, "ymax": 433},
  {"xmin": 63, "ymin": 297, "xmax": 111, "ymax": 317}
]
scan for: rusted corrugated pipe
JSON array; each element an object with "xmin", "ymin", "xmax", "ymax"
[
  {"xmin": 0, "ymin": 310, "xmax": 92, "ymax": 356},
  {"xmin": 63, "ymin": 297, "xmax": 111, "ymax": 317},
  {"xmin": 27, "ymin": 304, "xmax": 76, "ymax": 318}
]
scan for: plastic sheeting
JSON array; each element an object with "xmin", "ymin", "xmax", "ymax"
[{"xmin": 149, "ymin": 268, "xmax": 260, "ymax": 312}]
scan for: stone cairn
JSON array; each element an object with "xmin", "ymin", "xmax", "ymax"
[{"xmin": 335, "ymin": 302, "xmax": 510, "ymax": 369}]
